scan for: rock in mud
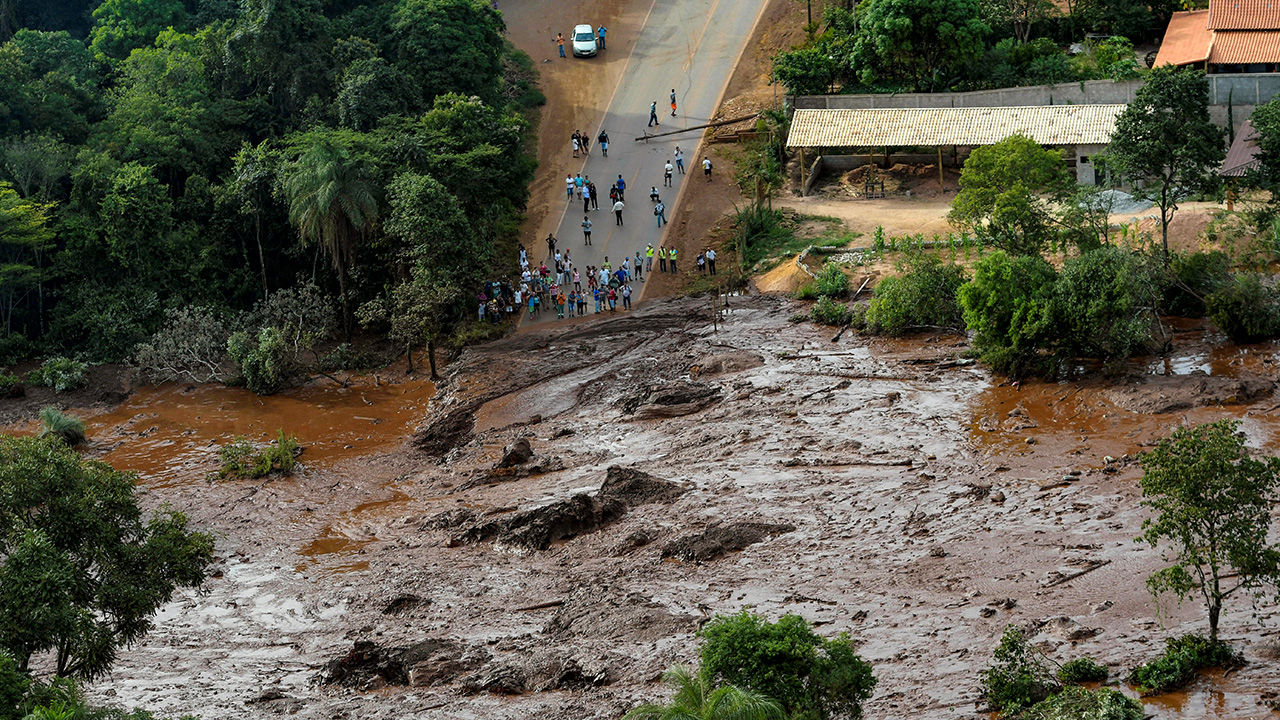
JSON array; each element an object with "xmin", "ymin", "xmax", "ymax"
[
  {"xmin": 661, "ymin": 522, "xmax": 795, "ymax": 562},
  {"xmin": 415, "ymin": 405, "xmax": 477, "ymax": 457},
  {"xmin": 319, "ymin": 639, "xmax": 483, "ymax": 690},
  {"xmin": 545, "ymin": 590, "xmax": 698, "ymax": 642},
  {"xmin": 499, "ymin": 437, "xmax": 534, "ymax": 467},
  {"xmin": 1035, "ymin": 616, "xmax": 1100, "ymax": 643},
  {"xmin": 460, "ymin": 663, "xmax": 526, "ymax": 695},
  {"xmin": 382, "ymin": 593, "xmax": 426, "ymax": 615},
  {"xmin": 690, "ymin": 351, "xmax": 765, "ymax": 376},
  {"xmin": 1106, "ymin": 371, "xmax": 1273, "ymax": 414},
  {"xmin": 444, "ymin": 467, "xmax": 686, "ymax": 551},
  {"xmin": 622, "ymin": 380, "xmax": 722, "ymax": 419}
]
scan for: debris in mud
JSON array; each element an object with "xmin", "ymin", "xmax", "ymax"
[
  {"xmin": 1034, "ymin": 616, "xmax": 1101, "ymax": 643},
  {"xmin": 622, "ymin": 380, "xmax": 722, "ymax": 419},
  {"xmin": 439, "ymin": 466, "xmax": 687, "ymax": 551},
  {"xmin": 690, "ymin": 351, "xmax": 765, "ymax": 376},
  {"xmin": 661, "ymin": 522, "xmax": 795, "ymax": 562},
  {"xmin": 458, "ymin": 651, "xmax": 610, "ymax": 696},
  {"xmin": 545, "ymin": 590, "xmax": 698, "ymax": 642},
  {"xmin": 1106, "ymin": 371, "xmax": 1273, "ymax": 414},
  {"xmin": 382, "ymin": 593, "xmax": 427, "ymax": 615},
  {"xmin": 319, "ymin": 639, "xmax": 486, "ymax": 690},
  {"xmin": 459, "ymin": 453, "xmax": 567, "ymax": 490},
  {"xmin": 499, "ymin": 437, "xmax": 534, "ymax": 466},
  {"xmin": 415, "ymin": 405, "xmax": 477, "ymax": 456}
]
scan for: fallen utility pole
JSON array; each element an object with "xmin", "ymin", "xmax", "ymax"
[{"xmin": 634, "ymin": 113, "xmax": 759, "ymax": 142}]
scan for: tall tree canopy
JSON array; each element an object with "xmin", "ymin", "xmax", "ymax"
[{"xmin": 852, "ymin": 0, "xmax": 990, "ymax": 92}]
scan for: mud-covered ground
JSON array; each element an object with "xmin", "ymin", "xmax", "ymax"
[{"xmin": 78, "ymin": 293, "xmax": 1280, "ymax": 719}]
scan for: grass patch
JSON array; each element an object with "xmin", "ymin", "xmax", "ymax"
[
  {"xmin": 1127, "ymin": 635, "xmax": 1243, "ymax": 695},
  {"xmin": 1057, "ymin": 657, "xmax": 1109, "ymax": 685},
  {"xmin": 38, "ymin": 406, "xmax": 86, "ymax": 446},
  {"xmin": 218, "ymin": 429, "xmax": 301, "ymax": 479},
  {"xmin": 810, "ymin": 296, "xmax": 853, "ymax": 326}
]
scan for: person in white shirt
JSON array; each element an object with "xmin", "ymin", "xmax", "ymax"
[
  {"xmin": 702, "ymin": 156, "xmax": 712, "ymax": 181},
  {"xmin": 706, "ymin": 248, "xmax": 717, "ymax": 275},
  {"xmin": 674, "ymin": 147, "xmax": 685, "ymax": 174},
  {"xmin": 664, "ymin": 161, "xmax": 674, "ymax": 187},
  {"xmin": 613, "ymin": 199, "xmax": 625, "ymax": 225}
]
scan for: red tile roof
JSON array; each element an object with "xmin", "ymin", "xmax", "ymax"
[
  {"xmin": 1207, "ymin": 0, "xmax": 1280, "ymax": 30},
  {"xmin": 1155, "ymin": 10, "xmax": 1212, "ymax": 66},
  {"xmin": 1210, "ymin": 29, "xmax": 1280, "ymax": 63}
]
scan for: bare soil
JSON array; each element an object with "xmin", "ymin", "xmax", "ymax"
[{"xmin": 64, "ymin": 295, "xmax": 1280, "ymax": 720}]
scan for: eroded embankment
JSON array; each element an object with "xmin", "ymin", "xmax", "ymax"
[{"xmin": 83, "ymin": 295, "xmax": 1280, "ymax": 720}]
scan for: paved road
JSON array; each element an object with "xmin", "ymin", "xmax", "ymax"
[{"xmin": 528, "ymin": 0, "xmax": 768, "ymax": 320}]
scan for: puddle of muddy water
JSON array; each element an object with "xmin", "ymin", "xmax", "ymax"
[{"xmin": 43, "ymin": 377, "xmax": 435, "ymax": 487}]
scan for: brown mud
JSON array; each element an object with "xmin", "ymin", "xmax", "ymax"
[{"xmin": 56, "ymin": 291, "xmax": 1280, "ymax": 720}]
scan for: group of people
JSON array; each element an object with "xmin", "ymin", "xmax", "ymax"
[{"xmin": 515, "ymin": 239, "xmax": 643, "ymax": 319}]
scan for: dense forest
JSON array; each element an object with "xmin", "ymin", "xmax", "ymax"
[{"xmin": 0, "ymin": 0, "xmax": 540, "ymax": 375}]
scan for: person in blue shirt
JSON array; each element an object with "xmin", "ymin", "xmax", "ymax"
[
  {"xmin": 615, "ymin": 175, "xmax": 626, "ymax": 199},
  {"xmin": 597, "ymin": 26, "xmax": 606, "ymax": 50}
]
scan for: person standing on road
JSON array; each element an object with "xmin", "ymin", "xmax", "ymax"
[
  {"xmin": 654, "ymin": 200, "xmax": 666, "ymax": 227},
  {"xmin": 702, "ymin": 156, "xmax": 712, "ymax": 181},
  {"xmin": 634, "ymin": 250, "xmax": 644, "ymax": 280},
  {"xmin": 574, "ymin": 173, "xmax": 585, "ymax": 198},
  {"xmin": 670, "ymin": 89, "xmax": 677, "ymax": 117},
  {"xmin": 645, "ymin": 244, "xmax": 654, "ymax": 273},
  {"xmin": 546, "ymin": 233, "xmax": 557, "ymax": 256},
  {"xmin": 581, "ymin": 216, "xmax": 592, "ymax": 245},
  {"xmin": 573, "ymin": 268, "xmax": 582, "ymax": 291},
  {"xmin": 582, "ymin": 183, "xmax": 591, "ymax": 213},
  {"xmin": 664, "ymin": 160, "xmax": 674, "ymax": 187},
  {"xmin": 572, "ymin": 131, "xmax": 580, "ymax": 157},
  {"xmin": 597, "ymin": 25, "xmax": 606, "ymax": 50},
  {"xmin": 648, "ymin": 101, "xmax": 660, "ymax": 127},
  {"xmin": 706, "ymin": 248, "xmax": 717, "ymax": 275},
  {"xmin": 613, "ymin": 198, "xmax": 625, "ymax": 225},
  {"xmin": 580, "ymin": 130, "xmax": 589, "ymax": 155},
  {"xmin": 658, "ymin": 245, "xmax": 668, "ymax": 272},
  {"xmin": 622, "ymin": 283, "xmax": 633, "ymax": 309},
  {"xmin": 598, "ymin": 129, "xmax": 609, "ymax": 157},
  {"xmin": 615, "ymin": 175, "xmax": 626, "ymax": 199},
  {"xmin": 565, "ymin": 174, "xmax": 574, "ymax": 199},
  {"xmin": 556, "ymin": 32, "xmax": 565, "ymax": 58},
  {"xmin": 674, "ymin": 146, "xmax": 685, "ymax": 174},
  {"xmin": 669, "ymin": 246, "xmax": 678, "ymax": 272},
  {"xmin": 587, "ymin": 180, "xmax": 599, "ymax": 210}
]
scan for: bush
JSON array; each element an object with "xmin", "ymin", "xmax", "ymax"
[
  {"xmin": 958, "ymin": 250, "xmax": 1058, "ymax": 378},
  {"xmin": 794, "ymin": 281, "xmax": 820, "ymax": 301},
  {"xmin": 134, "ymin": 306, "xmax": 232, "ymax": 383},
  {"xmin": 699, "ymin": 611, "xmax": 876, "ymax": 720},
  {"xmin": 318, "ymin": 343, "xmax": 377, "ymax": 372},
  {"xmin": 26, "ymin": 358, "xmax": 88, "ymax": 392},
  {"xmin": 982, "ymin": 626, "xmax": 1060, "ymax": 715},
  {"xmin": 1057, "ymin": 657, "xmax": 1108, "ymax": 685},
  {"xmin": 227, "ymin": 327, "xmax": 292, "ymax": 395},
  {"xmin": 0, "ymin": 650, "xmax": 29, "ymax": 720},
  {"xmin": 811, "ymin": 296, "xmax": 853, "ymax": 326},
  {"xmin": 1055, "ymin": 247, "xmax": 1161, "ymax": 362},
  {"xmin": 1127, "ymin": 634, "xmax": 1243, "ymax": 695},
  {"xmin": 1205, "ymin": 272, "xmax": 1280, "ymax": 342},
  {"xmin": 218, "ymin": 430, "xmax": 301, "ymax": 479},
  {"xmin": 37, "ymin": 407, "xmax": 86, "ymax": 446},
  {"xmin": 0, "ymin": 374, "xmax": 20, "ymax": 398},
  {"xmin": 248, "ymin": 282, "xmax": 336, "ymax": 357},
  {"xmin": 1023, "ymin": 685, "xmax": 1142, "ymax": 720},
  {"xmin": 1165, "ymin": 251, "xmax": 1231, "ymax": 317},
  {"xmin": 865, "ymin": 254, "xmax": 966, "ymax": 334},
  {"xmin": 732, "ymin": 203, "xmax": 794, "ymax": 268},
  {"xmin": 0, "ymin": 333, "xmax": 35, "ymax": 367},
  {"xmin": 815, "ymin": 262, "xmax": 851, "ymax": 298}
]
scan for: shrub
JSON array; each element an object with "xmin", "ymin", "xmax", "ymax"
[
  {"xmin": 699, "ymin": 611, "xmax": 876, "ymax": 720},
  {"xmin": 218, "ymin": 430, "xmax": 301, "ymax": 479},
  {"xmin": 1127, "ymin": 634, "xmax": 1243, "ymax": 695},
  {"xmin": 1023, "ymin": 685, "xmax": 1142, "ymax": 720},
  {"xmin": 811, "ymin": 296, "xmax": 853, "ymax": 326},
  {"xmin": 1057, "ymin": 657, "xmax": 1108, "ymax": 685},
  {"xmin": 0, "ymin": 374, "xmax": 21, "ymax": 398},
  {"xmin": 26, "ymin": 358, "xmax": 88, "ymax": 392},
  {"xmin": 794, "ymin": 281, "xmax": 820, "ymax": 301},
  {"xmin": 732, "ymin": 203, "xmax": 794, "ymax": 268},
  {"xmin": 958, "ymin": 250, "xmax": 1058, "ymax": 378},
  {"xmin": 248, "ymin": 282, "xmax": 336, "ymax": 357},
  {"xmin": 1205, "ymin": 272, "xmax": 1280, "ymax": 342},
  {"xmin": 134, "ymin": 306, "xmax": 232, "ymax": 383},
  {"xmin": 0, "ymin": 332, "xmax": 34, "ymax": 367},
  {"xmin": 1164, "ymin": 251, "xmax": 1231, "ymax": 317},
  {"xmin": 37, "ymin": 407, "xmax": 86, "ymax": 446},
  {"xmin": 865, "ymin": 254, "xmax": 966, "ymax": 334},
  {"xmin": 982, "ymin": 626, "xmax": 1059, "ymax": 715},
  {"xmin": 227, "ymin": 327, "xmax": 291, "ymax": 395},
  {"xmin": 318, "ymin": 343, "xmax": 376, "ymax": 372},
  {"xmin": 815, "ymin": 261, "xmax": 851, "ymax": 298},
  {"xmin": 1054, "ymin": 247, "xmax": 1161, "ymax": 362}
]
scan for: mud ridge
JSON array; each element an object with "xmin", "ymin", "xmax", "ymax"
[{"xmin": 661, "ymin": 522, "xmax": 796, "ymax": 562}]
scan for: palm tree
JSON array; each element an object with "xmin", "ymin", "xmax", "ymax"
[
  {"xmin": 282, "ymin": 136, "xmax": 378, "ymax": 338},
  {"xmin": 624, "ymin": 665, "xmax": 784, "ymax": 720}
]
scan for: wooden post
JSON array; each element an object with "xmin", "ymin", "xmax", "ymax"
[
  {"xmin": 799, "ymin": 148, "xmax": 807, "ymax": 195},
  {"xmin": 937, "ymin": 147, "xmax": 944, "ymax": 189}
]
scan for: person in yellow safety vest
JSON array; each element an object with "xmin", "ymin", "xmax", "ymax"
[
  {"xmin": 669, "ymin": 246, "xmax": 678, "ymax": 272},
  {"xmin": 645, "ymin": 244, "xmax": 654, "ymax": 273},
  {"xmin": 658, "ymin": 246, "xmax": 667, "ymax": 273}
]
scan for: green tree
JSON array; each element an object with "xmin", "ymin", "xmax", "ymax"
[
  {"xmin": 335, "ymin": 56, "xmax": 416, "ymax": 131},
  {"xmin": 281, "ymin": 134, "xmax": 379, "ymax": 337},
  {"xmin": 624, "ymin": 665, "xmax": 785, "ymax": 720},
  {"xmin": 0, "ymin": 30, "xmax": 102, "ymax": 143},
  {"xmin": 865, "ymin": 253, "xmax": 967, "ymax": 335},
  {"xmin": 958, "ymin": 250, "xmax": 1058, "ymax": 378},
  {"xmin": 949, "ymin": 134, "xmax": 1073, "ymax": 255},
  {"xmin": 981, "ymin": 625, "xmax": 1059, "ymax": 715},
  {"xmin": 772, "ymin": 45, "xmax": 836, "ymax": 95},
  {"xmin": 1205, "ymin": 272, "xmax": 1280, "ymax": 343},
  {"xmin": 223, "ymin": 0, "xmax": 331, "ymax": 119},
  {"xmin": 390, "ymin": 0, "xmax": 504, "ymax": 105},
  {"xmin": 227, "ymin": 140, "xmax": 278, "ymax": 301},
  {"xmin": 358, "ymin": 269, "xmax": 457, "ymax": 378},
  {"xmin": 1104, "ymin": 66, "xmax": 1224, "ymax": 258},
  {"xmin": 384, "ymin": 171, "xmax": 473, "ymax": 283},
  {"xmin": 1138, "ymin": 420, "xmax": 1280, "ymax": 643},
  {"xmin": 1, "ymin": 134, "xmax": 70, "ymax": 199},
  {"xmin": 88, "ymin": 0, "xmax": 188, "ymax": 64},
  {"xmin": 982, "ymin": 0, "xmax": 1057, "ymax": 44},
  {"xmin": 699, "ymin": 612, "xmax": 876, "ymax": 720},
  {"xmin": 0, "ymin": 182, "xmax": 51, "ymax": 337},
  {"xmin": 0, "ymin": 435, "xmax": 214, "ymax": 679},
  {"xmin": 1054, "ymin": 247, "xmax": 1160, "ymax": 363},
  {"xmin": 1247, "ymin": 96, "xmax": 1280, "ymax": 202},
  {"xmin": 852, "ymin": 0, "xmax": 989, "ymax": 91}
]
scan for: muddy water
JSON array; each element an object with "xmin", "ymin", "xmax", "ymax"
[{"xmin": 74, "ymin": 377, "xmax": 434, "ymax": 488}]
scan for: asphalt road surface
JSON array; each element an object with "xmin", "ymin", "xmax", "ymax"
[{"xmin": 529, "ymin": 0, "xmax": 769, "ymax": 321}]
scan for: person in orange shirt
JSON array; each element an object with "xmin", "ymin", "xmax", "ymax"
[{"xmin": 555, "ymin": 33, "xmax": 565, "ymax": 58}]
